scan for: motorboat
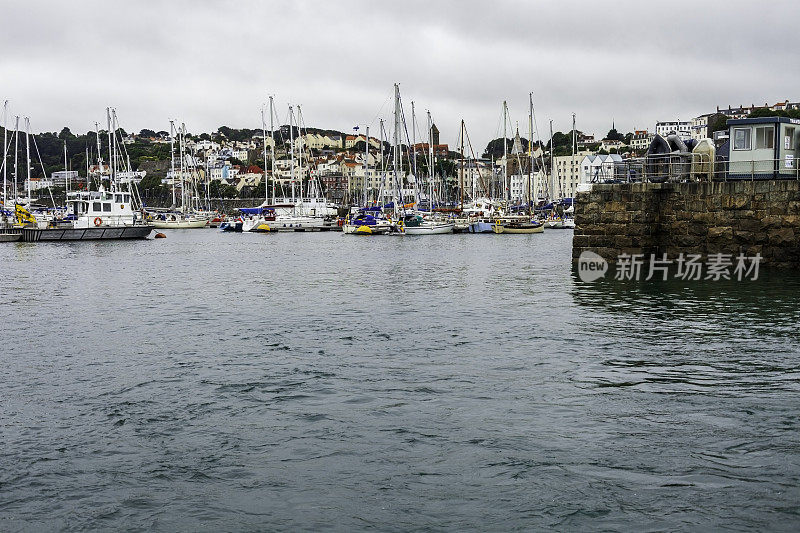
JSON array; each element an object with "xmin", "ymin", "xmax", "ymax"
[
  {"xmin": 342, "ymin": 208, "xmax": 392, "ymax": 235},
  {"xmin": 493, "ymin": 219, "xmax": 544, "ymax": 234},
  {"xmin": 395, "ymin": 213, "xmax": 454, "ymax": 235},
  {"xmin": 20, "ymin": 188, "xmax": 153, "ymax": 241}
]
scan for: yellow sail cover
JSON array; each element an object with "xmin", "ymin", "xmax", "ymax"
[{"xmin": 15, "ymin": 204, "xmax": 37, "ymax": 225}]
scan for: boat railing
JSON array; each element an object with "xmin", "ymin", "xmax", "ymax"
[{"xmin": 598, "ymin": 155, "xmax": 800, "ymax": 184}]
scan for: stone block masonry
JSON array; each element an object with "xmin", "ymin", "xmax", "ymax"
[{"xmin": 572, "ymin": 181, "xmax": 800, "ymax": 268}]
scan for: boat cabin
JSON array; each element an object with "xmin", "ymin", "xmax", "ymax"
[
  {"xmin": 727, "ymin": 117, "xmax": 800, "ymax": 179},
  {"xmin": 65, "ymin": 188, "xmax": 136, "ymax": 225}
]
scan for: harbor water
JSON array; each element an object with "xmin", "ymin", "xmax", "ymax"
[{"xmin": 1, "ymin": 230, "xmax": 799, "ymax": 531}]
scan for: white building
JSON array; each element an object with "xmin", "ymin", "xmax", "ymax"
[
  {"xmin": 230, "ymin": 148, "xmax": 249, "ymax": 161},
  {"xmin": 509, "ymin": 172, "xmax": 546, "ymax": 201},
  {"xmin": 599, "ymin": 139, "xmax": 624, "ymax": 152},
  {"xmin": 629, "ymin": 130, "xmax": 654, "ymax": 152},
  {"xmin": 25, "ymin": 178, "xmax": 55, "ymax": 191},
  {"xmin": 580, "ymin": 154, "xmax": 623, "ymax": 183},
  {"xmin": 206, "ymin": 164, "xmax": 240, "ymax": 182},
  {"xmin": 51, "ymin": 170, "xmax": 80, "ymax": 187},
  {"xmin": 655, "ymin": 121, "xmax": 692, "ymax": 139},
  {"xmin": 553, "ymin": 151, "xmax": 592, "ymax": 199},
  {"xmin": 690, "ymin": 114, "xmax": 716, "ymax": 141},
  {"xmin": 195, "ymin": 140, "xmax": 220, "ymax": 152}
]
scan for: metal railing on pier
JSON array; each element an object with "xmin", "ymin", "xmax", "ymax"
[{"xmin": 588, "ymin": 155, "xmax": 800, "ymax": 184}]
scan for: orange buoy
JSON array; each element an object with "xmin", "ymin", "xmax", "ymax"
[{"xmin": 154, "ymin": 232, "xmax": 167, "ymax": 239}]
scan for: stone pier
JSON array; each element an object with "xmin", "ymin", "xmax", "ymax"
[{"xmin": 572, "ymin": 181, "xmax": 800, "ymax": 267}]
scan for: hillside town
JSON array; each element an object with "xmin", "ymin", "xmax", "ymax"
[{"xmin": 7, "ymin": 98, "xmax": 800, "ymax": 208}]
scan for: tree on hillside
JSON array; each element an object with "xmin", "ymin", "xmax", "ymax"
[
  {"xmin": 708, "ymin": 113, "xmax": 729, "ymax": 134},
  {"xmin": 748, "ymin": 107, "xmax": 800, "ymax": 120},
  {"xmin": 139, "ymin": 129, "xmax": 157, "ymax": 138},
  {"xmin": 482, "ymin": 137, "xmax": 534, "ymax": 159},
  {"xmin": 605, "ymin": 128, "xmax": 625, "ymax": 142}
]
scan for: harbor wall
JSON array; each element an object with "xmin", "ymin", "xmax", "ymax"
[{"xmin": 572, "ymin": 181, "xmax": 800, "ymax": 267}]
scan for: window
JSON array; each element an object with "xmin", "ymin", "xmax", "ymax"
[
  {"xmin": 785, "ymin": 127, "xmax": 795, "ymax": 150},
  {"xmin": 103, "ymin": 203, "xmax": 112, "ymax": 212},
  {"xmin": 733, "ymin": 128, "xmax": 751, "ymax": 150},
  {"xmin": 114, "ymin": 194, "xmax": 123, "ymax": 203},
  {"xmin": 755, "ymin": 126, "xmax": 774, "ymax": 149},
  {"xmin": 93, "ymin": 202, "xmax": 101, "ymax": 211}
]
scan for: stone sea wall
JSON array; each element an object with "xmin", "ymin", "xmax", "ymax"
[{"xmin": 573, "ymin": 181, "xmax": 800, "ymax": 267}]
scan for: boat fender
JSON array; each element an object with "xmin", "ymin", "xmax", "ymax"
[
  {"xmin": 94, "ymin": 217, "xmax": 102, "ymax": 226},
  {"xmin": 154, "ymin": 232, "xmax": 166, "ymax": 239}
]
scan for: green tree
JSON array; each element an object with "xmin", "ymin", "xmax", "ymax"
[
  {"xmin": 138, "ymin": 174, "xmax": 164, "ymax": 191},
  {"xmin": 709, "ymin": 113, "xmax": 728, "ymax": 133}
]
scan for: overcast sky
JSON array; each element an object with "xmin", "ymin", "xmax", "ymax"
[{"xmin": 3, "ymin": 0, "xmax": 799, "ymax": 149}]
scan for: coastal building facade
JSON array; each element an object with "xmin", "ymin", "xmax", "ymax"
[{"xmin": 655, "ymin": 120, "xmax": 691, "ymax": 139}]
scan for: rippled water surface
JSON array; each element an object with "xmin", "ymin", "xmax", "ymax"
[{"xmin": 1, "ymin": 230, "xmax": 799, "ymax": 531}]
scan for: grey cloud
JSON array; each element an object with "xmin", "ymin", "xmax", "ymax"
[{"xmin": 1, "ymin": 0, "xmax": 798, "ymax": 150}]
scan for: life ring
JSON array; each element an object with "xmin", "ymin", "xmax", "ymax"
[{"xmin": 94, "ymin": 217, "xmax": 102, "ymax": 227}]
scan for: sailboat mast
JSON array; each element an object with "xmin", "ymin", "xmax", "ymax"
[
  {"xmin": 261, "ymin": 103, "xmax": 268, "ymax": 206},
  {"xmin": 112, "ymin": 109, "xmax": 119, "ymax": 192},
  {"xmin": 169, "ymin": 120, "xmax": 176, "ymax": 208},
  {"xmin": 428, "ymin": 111, "xmax": 434, "ymax": 210},
  {"xmin": 503, "ymin": 101, "xmax": 508, "ymax": 202},
  {"xmin": 24, "ymin": 117, "xmax": 31, "ymax": 203},
  {"xmin": 571, "ymin": 112, "xmax": 576, "ymax": 201},
  {"xmin": 297, "ymin": 105, "xmax": 304, "ymax": 199},
  {"xmin": 13, "ymin": 116, "xmax": 19, "ymax": 201},
  {"xmin": 378, "ymin": 118, "xmax": 385, "ymax": 206},
  {"xmin": 64, "ymin": 141, "xmax": 69, "ymax": 195},
  {"xmin": 549, "ymin": 120, "xmax": 555, "ymax": 201},
  {"xmin": 528, "ymin": 93, "xmax": 534, "ymax": 212},
  {"xmin": 411, "ymin": 101, "xmax": 417, "ymax": 193},
  {"xmin": 459, "ymin": 119, "xmax": 465, "ymax": 210},
  {"xmin": 2, "ymin": 101, "xmax": 7, "ymax": 203},
  {"xmin": 393, "ymin": 83, "xmax": 400, "ymax": 213},
  {"xmin": 93, "ymin": 122, "xmax": 101, "ymax": 192},
  {"xmin": 364, "ymin": 126, "xmax": 369, "ymax": 206},
  {"xmin": 289, "ymin": 105, "xmax": 296, "ymax": 201},
  {"xmin": 269, "ymin": 96, "xmax": 275, "ymax": 204},
  {"xmin": 106, "ymin": 108, "xmax": 113, "ymax": 191},
  {"xmin": 180, "ymin": 123, "xmax": 186, "ymax": 212}
]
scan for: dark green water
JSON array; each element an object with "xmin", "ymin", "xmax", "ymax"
[{"xmin": 1, "ymin": 230, "xmax": 799, "ymax": 531}]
